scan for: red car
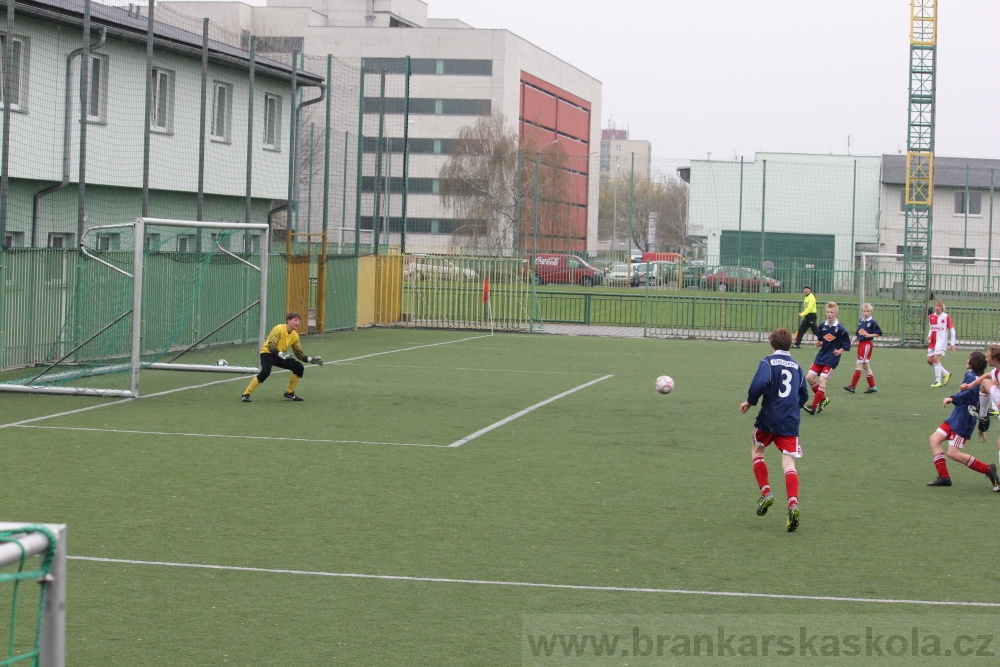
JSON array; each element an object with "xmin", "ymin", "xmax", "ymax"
[{"xmin": 700, "ymin": 267, "xmax": 782, "ymax": 293}]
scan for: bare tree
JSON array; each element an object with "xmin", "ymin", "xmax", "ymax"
[
  {"xmin": 599, "ymin": 173, "xmax": 688, "ymax": 253},
  {"xmin": 439, "ymin": 113, "xmax": 569, "ymax": 256}
]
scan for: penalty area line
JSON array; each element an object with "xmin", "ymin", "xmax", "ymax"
[
  {"xmin": 0, "ymin": 334, "xmax": 491, "ymax": 431},
  {"xmin": 448, "ymin": 374, "xmax": 613, "ymax": 447},
  {"xmin": 13, "ymin": 425, "xmax": 444, "ymax": 448},
  {"xmin": 65, "ymin": 556, "xmax": 1000, "ymax": 608}
]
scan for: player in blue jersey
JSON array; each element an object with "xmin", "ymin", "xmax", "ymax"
[
  {"xmin": 926, "ymin": 351, "xmax": 1000, "ymax": 489},
  {"xmin": 803, "ymin": 302, "xmax": 852, "ymax": 415},
  {"xmin": 844, "ymin": 303, "xmax": 883, "ymax": 394},
  {"xmin": 740, "ymin": 328, "xmax": 809, "ymax": 532}
]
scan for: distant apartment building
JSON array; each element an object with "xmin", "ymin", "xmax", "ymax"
[
  {"xmin": 165, "ymin": 0, "xmax": 603, "ymax": 254},
  {"xmin": 599, "ymin": 128, "xmax": 651, "ymax": 183}
]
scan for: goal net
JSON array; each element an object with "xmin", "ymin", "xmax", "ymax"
[
  {"xmin": 0, "ymin": 218, "xmax": 270, "ymax": 398},
  {"xmin": 0, "ymin": 523, "xmax": 66, "ymax": 667}
]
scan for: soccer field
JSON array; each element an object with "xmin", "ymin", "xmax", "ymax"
[{"xmin": 2, "ymin": 329, "xmax": 999, "ymax": 665}]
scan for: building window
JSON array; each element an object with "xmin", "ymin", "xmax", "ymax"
[
  {"xmin": 243, "ymin": 234, "xmax": 260, "ymax": 253},
  {"xmin": 0, "ymin": 35, "xmax": 24, "ymax": 110},
  {"xmin": 211, "ymin": 82, "xmax": 232, "ymax": 142},
  {"xmin": 143, "ymin": 233, "xmax": 161, "ymax": 251},
  {"xmin": 895, "ymin": 245, "xmax": 925, "ymax": 261},
  {"xmin": 85, "ymin": 55, "xmax": 106, "ymax": 122},
  {"xmin": 263, "ymin": 93, "xmax": 281, "ymax": 150},
  {"xmin": 949, "ymin": 247, "xmax": 976, "ymax": 264},
  {"xmin": 210, "ymin": 233, "xmax": 230, "ymax": 251},
  {"xmin": 96, "ymin": 233, "xmax": 120, "ymax": 250},
  {"xmin": 954, "ymin": 191, "xmax": 982, "ymax": 215},
  {"xmin": 3, "ymin": 231, "xmax": 22, "ymax": 247},
  {"xmin": 151, "ymin": 68, "xmax": 173, "ymax": 132},
  {"xmin": 48, "ymin": 233, "xmax": 71, "ymax": 249},
  {"xmin": 364, "ymin": 58, "xmax": 492, "ymax": 76},
  {"xmin": 177, "ymin": 235, "xmax": 195, "ymax": 252},
  {"xmin": 365, "ymin": 97, "xmax": 491, "ymax": 116}
]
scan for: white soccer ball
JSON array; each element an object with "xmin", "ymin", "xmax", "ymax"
[
  {"xmin": 655, "ymin": 375, "xmax": 674, "ymax": 394},
  {"xmin": 216, "ymin": 359, "xmax": 228, "ymax": 367}
]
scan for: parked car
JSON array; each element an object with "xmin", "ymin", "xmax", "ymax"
[
  {"xmin": 700, "ymin": 267, "xmax": 782, "ymax": 293},
  {"xmin": 404, "ymin": 257, "xmax": 478, "ymax": 282},
  {"xmin": 630, "ymin": 261, "xmax": 678, "ymax": 287},
  {"xmin": 604, "ymin": 261, "xmax": 632, "ymax": 286},
  {"xmin": 532, "ymin": 254, "xmax": 604, "ymax": 286},
  {"xmin": 678, "ymin": 260, "xmax": 707, "ymax": 288}
]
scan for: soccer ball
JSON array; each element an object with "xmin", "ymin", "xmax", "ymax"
[
  {"xmin": 655, "ymin": 375, "xmax": 674, "ymax": 394},
  {"xmin": 216, "ymin": 359, "xmax": 228, "ymax": 367}
]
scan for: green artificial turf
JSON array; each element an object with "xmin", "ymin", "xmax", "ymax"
[{"xmin": 2, "ymin": 329, "xmax": 998, "ymax": 665}]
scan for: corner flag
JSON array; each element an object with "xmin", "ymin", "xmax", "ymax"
[{"xmin": 482, "ymin": 275, "xmax": 490, "ymax": 304}]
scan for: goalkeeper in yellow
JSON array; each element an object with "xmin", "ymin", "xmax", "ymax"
[{"xmin": 241, "ymin": 312, "xmax": 322, "ymax": 402}]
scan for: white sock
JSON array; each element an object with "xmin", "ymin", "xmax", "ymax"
[
  {"xmin": 990, "ymin": 385, "xmax": 1000, "ymax": 411},
  {"xmin": 980, "ymin": 391, "xmax": 991, "ymax": 417},
  {"xmin": 934, "ymin": 364, "xmax": 943, "ymax": 381}
]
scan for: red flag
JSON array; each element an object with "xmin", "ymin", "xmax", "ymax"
[{"xmin": 482, "ymin": 275, "xmax": 491, "ymax": 303}]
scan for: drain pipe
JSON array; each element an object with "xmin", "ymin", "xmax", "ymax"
[{"xmin": 31, "ymin": 27, "xmax": 106, "ymax": 248}]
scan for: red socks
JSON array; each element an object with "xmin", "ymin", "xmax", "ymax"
[
  {"xmin": 933, "ymin": 453, "xmax": 950, "ymax": 479},
  {"xmin": 966, "ymin": 456, "xmax": 989, "ymax": 475},
  {"xmin": 811, "ymin": 386, "xmax": 826, "ymax": 409},
  {"xmin": 752, "ymin": 455, "xmax": 770, "ymax": 494},
  {"xmin": 851, "ymin": 370, "xmax": 861, "ymax": 389},
  {"xmin": 784, "ymin": 469, "xmax": 799, "ymax": 507}
]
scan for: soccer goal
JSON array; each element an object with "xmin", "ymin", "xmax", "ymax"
[
  {"xmin": 0, "ymin": 218, "xmax": 270, "ymax": 398},
  {"xmin": 0, "ymin": 523, "xmax": 67, "ymax": 667}
]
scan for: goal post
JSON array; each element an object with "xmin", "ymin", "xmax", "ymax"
[
  {"xmin": 0, "ymin": 217, "xmax": 270, "ymax": 398},
  {"xmin": 0, "ymin": 523, "xmax": 67, "ymax": 667}
]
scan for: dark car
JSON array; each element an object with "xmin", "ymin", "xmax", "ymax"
[
  {"xmin": 630, "ymin": 261, "xmax": 677, "ymax": 287},
  {"xmin": 700, "ymin": 267, "xmax": 782, "ymax": 293}
]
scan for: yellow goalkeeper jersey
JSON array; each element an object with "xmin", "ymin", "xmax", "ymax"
[{"xmin": 260, "ymin": 324, "xmax": 307, "ymax": 361}]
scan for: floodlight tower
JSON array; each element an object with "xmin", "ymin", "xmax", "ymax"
[{"xmin": 901, "ymin": 0, "xmax": 937, "ymax": 344}]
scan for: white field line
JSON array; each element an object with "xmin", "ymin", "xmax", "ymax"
[
  {"xmin": 335, "ymin": 363, "xmax": 595, "ymax": 375},
  {"xmin": 66, "ymin": 556, "xmax": 1000, "ymax": 608},
  {"xmin": 12, "ymin": 425, "xmax": 444, "ymax": 448},
  {"xmin": 448, "ymin": 375, "xmax": 613, "ymax": 448},
  {"xmin": 0, "ymin": 334, "xmax": 492, "ymax": 431}
]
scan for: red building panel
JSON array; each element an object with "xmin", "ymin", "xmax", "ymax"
[
  {"xmin": 519, "ymin": 73, "xmax": 593, "ymax": 253},
  {"xmin": 557, "ymin": 100, "xmax": 590, "ymax": 142}
]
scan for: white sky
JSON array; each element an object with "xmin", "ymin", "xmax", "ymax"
[{"xmin": 426, "ymin": 0, "xmax": 1000, "ymax": 162}]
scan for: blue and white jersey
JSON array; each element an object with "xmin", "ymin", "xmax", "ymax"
[
  {"xmin": 945, "ymin": 387, "xmax": 980, "ymax": 440},
  {"xmin": 747, "ymin": 350, "xmax": 808, "ymax": 437},
  {"xmin": 857, "ymin": 317, "xmax": 883, "ymax": 340},
  {"xmin": 813, "ymin": 319, "xmax": 852, "ymax": 368}
]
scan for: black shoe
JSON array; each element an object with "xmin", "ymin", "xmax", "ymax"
[
  {"xmin": 844, "ymin": 385, "xmax": 855, "ymax": 393},
  {"xmin": 927, "ymin": 476, "xmax": 952, "ymax": 487},
  {"xmin": 241, "ymin": 394, "xmax": 252, "ymax": 403},
  {"xmin": 802, "ymin": 405, "xmax": 816, "ymax": 415},
  {"xmin": 283, "ymin": 392, "xmax": 304, "ymax": 402},
  {"xmin": 979, "ymin": 417, "xmax": 991, "ymax": 433},
  {"xmin": 817, "ymin": 398, "xmax": 830, "ymax": 413},
  {"xmin": 988, "ymin": 464, "xmax": 1000, "ymax": 490},
  {"xmin": 756, "ymin": 493, "xmax": 774, "ymax": 516}
]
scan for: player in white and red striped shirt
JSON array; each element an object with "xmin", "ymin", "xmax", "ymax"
[{"xmin": 926, "ymin": 300, "xmax": 956, "ymax": 387}]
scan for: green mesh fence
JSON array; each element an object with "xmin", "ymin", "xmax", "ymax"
[
  {"xmin": 0, "ymin": 526, "xmax": 57, "ymax": 667},
  {"xmin": 0, "ymin": 221, "xmax": 263, "ymax": 394}
]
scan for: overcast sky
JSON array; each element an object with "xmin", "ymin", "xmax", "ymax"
[{"xmin": 426, "ymin": 0, "xmax": 1000, "ymax": 162}]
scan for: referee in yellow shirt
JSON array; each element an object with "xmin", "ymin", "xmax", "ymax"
[
  {"xmin": 241, "ymin": 312, "xmax": 323, "ymax": 402},
  {"xmin": 792, "ymin": 286, "xmax": 819, "ymax": 349}
]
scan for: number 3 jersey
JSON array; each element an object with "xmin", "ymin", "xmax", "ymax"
[{"xmin": 746, "ymin": 350, "xmax": 809, "ymax": 436}]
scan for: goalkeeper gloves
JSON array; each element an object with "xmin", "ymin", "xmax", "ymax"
[
  {"xmin": 278, "ymin": 351, "xmax": 292, "ymax": 360},
  {"xmin": 308, "ymin": 356, "xmax": 323, "ymax": 366}
]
